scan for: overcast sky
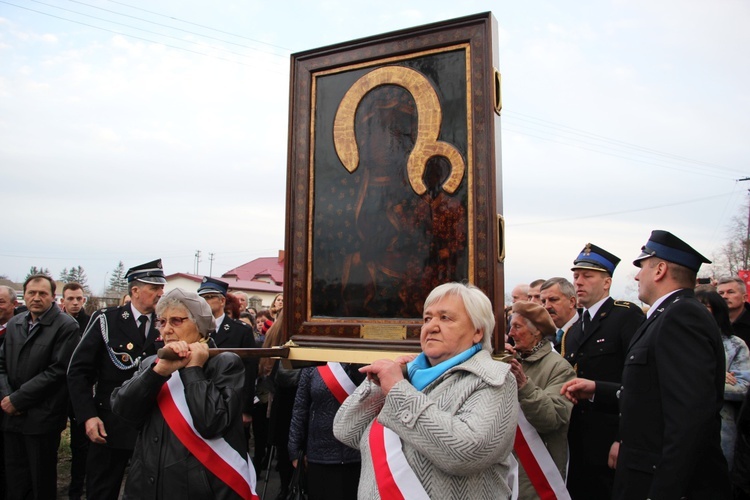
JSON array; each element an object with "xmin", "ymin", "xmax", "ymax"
[{"xmin": 2, "ymin": 0, "xmax": 749, "ymax": 302}]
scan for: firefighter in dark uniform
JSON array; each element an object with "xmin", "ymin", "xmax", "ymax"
[
  {"xmin": 562, "ymin": 244, "xmax": 645, "ymax": 499},
  {"xmin": 197, "ymin": 277, "xmax": 258, "ymax": 430},
  {"xmin": 67, "ymin": 259, "xmax": 166, "ymax": 500}
]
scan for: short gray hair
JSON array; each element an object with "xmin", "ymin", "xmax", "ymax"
[
  {"xmin": 540, "ymin": 277, "xmax": 575, "ymax": 299},
  {"xmin": 155, "ymin": 288, "xmax": 215, "ymax": 337},
  {"xmin": 718, "ymin": 276, "xmax": 745, "ymax": 289},
  {"xmin": 423, "ymin": 282, "xmax": 494, "ymax": 351},
  {"xmin": 0, "ymin": 286, "xmax": 16, "ymax": 302}
]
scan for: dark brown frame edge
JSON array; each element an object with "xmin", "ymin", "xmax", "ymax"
[{"xmin": 284, "ymin": 12, "xmax": 504, "ymax": 352}]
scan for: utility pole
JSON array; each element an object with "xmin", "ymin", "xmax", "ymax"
[
  {"xmin": 194, "ymin": 250, "xmax": 202, "ymax": 275},
  {"xmin": 209, "ymin": 253, "xmax": 215, "ymax": 277}
]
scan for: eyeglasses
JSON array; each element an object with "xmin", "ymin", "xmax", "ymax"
[{"xmin": 155, "ymin": 317, "xmax": 190, "ymax": 329}]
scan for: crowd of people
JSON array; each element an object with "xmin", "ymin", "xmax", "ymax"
[{"xmin": 0, "ymin": 228, "xmax": 748, "ymax": 499}]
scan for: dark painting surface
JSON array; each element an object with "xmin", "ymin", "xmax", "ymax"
[{"xmin": 310, "ymin": 49, "xmax": 470, "ymax": 319}]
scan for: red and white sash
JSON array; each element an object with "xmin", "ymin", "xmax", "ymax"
[
  {"xmin": 369, "ymin": 420, "xmax": 431, "ymax": 500},
  {"xmin": 157, "ymin": 371, "xmax": 259, "ymax": 500},
  {"xmin": 514, "ymin": 410, "xmax": 570, "ymax": 500},
  {"xmin": 317, "ymin": 362, "xmax": 357, "ymax": 404}
]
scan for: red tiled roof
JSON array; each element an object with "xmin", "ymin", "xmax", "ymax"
[
  {"xmin": 222, "ymin": 252, "xmax": 284, "ymax": 286},
  {"xmin": 164, "ymin": 272, "xmax": 282, "ymax": 294}
]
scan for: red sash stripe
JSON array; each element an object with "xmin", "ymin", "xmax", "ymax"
[
  {"xmin": 369, "ymin": 420, "xmax": 407, "ymax": 500},
  {"xmin": 513, "ymin": 411, "xmax": 570, "ymax": 500},
  {"xmin": 317, "ymin": 362, "xmax": 354, "ymax": 404},
  {"xmin": 158, "ymin": 377, "xmax": 258, "ymax": 500}
]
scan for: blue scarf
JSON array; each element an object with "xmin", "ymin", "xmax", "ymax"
[{"xmin": 407, "ymin": 343, "xmax": 482, "ymax": 391}]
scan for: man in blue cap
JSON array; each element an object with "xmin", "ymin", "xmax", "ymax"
[
  {"xmin": 197, "ymin": 277, "xmax": 257, "ymax": 434},
  {"xmin": 562, "ymin": 231, "xmax": 730, "ymax": 499},
  {"xmin": 563, "ymin": 243, "xmax": 645, "ymax": 500},
  {"xmin": 67, "ymin": 259, "xmax": 166, "ymax": 500}
]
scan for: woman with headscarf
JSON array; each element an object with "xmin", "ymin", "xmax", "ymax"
[
  {"xmin": 507, "ymin": 301, "xmax": 576, "ymax": 499},
  {"xmin": 111, "ymin": 288, "xmax": 256, "ymax": 499},
  {"xmin": 333, "ymin": 282, "xmax": 518, "ymax": 499}
]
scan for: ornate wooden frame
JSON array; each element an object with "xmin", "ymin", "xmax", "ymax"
[{"xmin": 284, "ymin": 12, "xmax": 505, "ymax": 352}]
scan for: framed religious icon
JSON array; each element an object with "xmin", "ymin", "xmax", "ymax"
[{"xmin": 284, "ymin": 12, "xmax": 505, "ymax": 353}]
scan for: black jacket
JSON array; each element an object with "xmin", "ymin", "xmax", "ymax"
[
  {"xmin": 601, "ymin": 289, "xmax": 730, "ymax": 500},
  {"xmin": 563, "ymin": 297, "xmax": 644, "ymax": 488},
  {"xmin": 0, "ymin": 304, "xmax": 79, "ymax": 434},
  {"xmin": 67, "ymin": 305, "xmax": 163, "ymax": 449},
  {"xmin": 288, "ymin": 364, "xmax": 364, "ymax": 465},
  {"xmin": 112, "ymin": 352, "xmax": 248, "ymax": 500},
  {"xmin": 211, "ymin": 316, "xmax": 257, "ymax": 414}
]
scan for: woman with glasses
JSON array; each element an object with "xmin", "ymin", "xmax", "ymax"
[{"xmin": 111, "ymin": 288, "xmax": 256, "ymax": 499}]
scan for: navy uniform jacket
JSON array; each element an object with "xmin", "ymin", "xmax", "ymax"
[
  {"xmin": 211, "ymin": 316, "xmax": 257, "ymax": 414},
  {"xmin": 563, "ymin": 296, "xmax": 645, "ymax": 497},
  {"xmin": 67, "ymin": 305, "xmax": 163, "ymax": 449},
  {"xmin": 602, "ymin": 289, "xmax": 730, "ymax": 500}
]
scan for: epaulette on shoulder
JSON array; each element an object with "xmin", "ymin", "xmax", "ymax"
[{"xmin": 613, "ymin": 300, "xmax": 635, "ymax": 308}]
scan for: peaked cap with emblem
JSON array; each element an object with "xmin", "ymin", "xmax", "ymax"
[
  {"xmin": 633, "ymin": 230, "xmax": 711, "ymax": 272},
  {"xmin": 126, "ymin": 259, "xmax": 166, "ymax": 285},
  {"xmin": 197, "ymin": 276, "xmax": 229, "ymax": 297},
  {"xmin": 571, "ymin": 243, "xmax": 620, "ymax": 276}
]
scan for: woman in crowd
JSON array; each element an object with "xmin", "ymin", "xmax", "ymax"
[
  {"xmin": 507, "ymin": 301, "xmax": 575, "ymax": 499},
  {"xmin": 111, "ymin": 288, "xmax": 255, "ymax": 499},
  {"xmin": 333, "ymin": 282, "xmax": 518, "ymax": 499},
  {"xmin": 224, "ymin": 292, "xmax": 242, "ymax": 320},
  {"xmin": 269, "ymin": 293, "xmax": 283, "ymax": 320},
  {"xmin": 288, "ymin": 362, "xmax": 365, "ymax": 500},
  {"xmin": 259, "ymin": 311, "xmax": 299, "ymax": 498},
  {"xmin": 695, "ymin": 289, "xmax": 750, "ymax": 469}
]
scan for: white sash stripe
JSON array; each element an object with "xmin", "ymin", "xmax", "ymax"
[
  {"xmin": 327, "ymin": 362, "xmax": 357, "ymax": 395},
  {"xmin": 517, "ymin": 411, "xmax": 570, "ymax": 499},
  {"xmin": 382, "ymin": 426, "xmax": 431, "ymax": 500},
  {"xmin": 166, "ymin": 373, "xmax": 256, "ymax": 490}
]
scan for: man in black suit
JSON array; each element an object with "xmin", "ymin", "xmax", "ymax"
[
  {"xmin": 563, "ymin": 243, "xmax": 645, "ymax": 499},
  {"xmin": 563, "ymin": 230, "xmax": 730, "ymax": 499},
  {"xmin": 197, "ymin": 277, "xmax": 257, "ymax": 429},
  {"xmin": 67, "ymin": 259, "xmax": 166, "ymax": 500},
  {"xmin": 0, "ymin": 274, "xmax": 79, "ymax": 499}
]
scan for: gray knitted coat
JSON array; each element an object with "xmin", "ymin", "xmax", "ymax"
[{"xmin": 333, "ymin": 350, "xmax": 518, "ymax": 499}]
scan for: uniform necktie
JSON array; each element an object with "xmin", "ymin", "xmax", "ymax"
[
  {"xmin": 138, "ymin": 315, "xmax": 149, "ymax": 339},
  {"xmin": 583, "ymin": 310, "xmax": 592, "ymax": 332},
  {"xmin": 556, "ymin": 328, "xmax": 564, "ymax": 344},
  {"xmin": 0, "ymin": 326, "xmax": 5, "ymax": 338}
]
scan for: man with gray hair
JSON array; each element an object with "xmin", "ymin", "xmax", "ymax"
[
  {"xmin": 540, "ymin": 277, "xmax": 579, "ymax": 351},
  {"xmin": 717, "ymin": 276, "xmax": 750, "ymax": 346}
]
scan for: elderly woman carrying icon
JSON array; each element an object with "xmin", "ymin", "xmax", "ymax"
[
  {"xmin": 111, "ymin": 288, "xmax": 257, "ymax": 500},
  {"xmin": 333, "ymin": 282, "xmax": 518, "ymax": 499}
]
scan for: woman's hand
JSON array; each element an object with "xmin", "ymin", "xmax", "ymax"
[
  {"xmin": 186, "ymin": 342, "xmax": 209, "ymax": 368},
  {"xmin": 509, "ymin": 359, "xmax": 528, "ymax": 389},
  {"xmin": 360, "ymin": 359, "xmax": 405, "ymax": 395},
  {"xmin": 153, "ymin": 341, "xmax": 192, "ymax": 376},
  {"xmin": 726, "ymin": 371, "xmax": 737, "ymax": 385}
]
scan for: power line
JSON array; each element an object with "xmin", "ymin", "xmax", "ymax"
[
  {"xmin": 508, "ymin": 191, "xmax": 734, "ymax": 227},
  {"xmin": 0, "ymin": 1, "xmax": 275, "ymax": 69},
  {"xmin": 65, "ymin": 0, "xmax": 290, "ymax": 58},
  {"xmin": 503, "ymin": 124, "xmax": 738, "ymax": 180},
  {"xmin": 503, "ymin": 111, "xmax": 747, "ymax": 179},
  {"xmin": 25, "ymin": 0, "xmax": 286, "ymax": 65},
  {"xmin": 102, "ymin": 0, "xmax": 292, "ymax": 52}
]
